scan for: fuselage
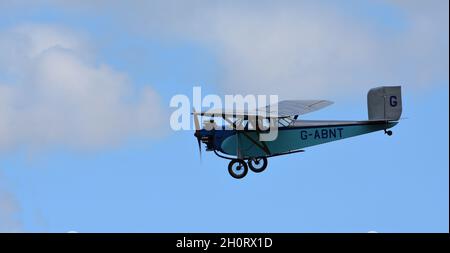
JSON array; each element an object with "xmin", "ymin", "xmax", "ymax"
[{"xmin": 199, "ymin": 120, "xmax": 398, "ymax": 159}]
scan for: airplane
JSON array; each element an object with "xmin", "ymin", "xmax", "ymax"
[{"xmin": 192, "ymin": 86, "xmax": 402, "ymax": 179}]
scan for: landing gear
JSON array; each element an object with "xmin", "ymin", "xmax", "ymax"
[
  {"xmin": 228, "ymin": 159, "xmax": 248, "ymax": 179},
  {"xmin": 248, "ymin": 157, "xmax": 268, "ymax": 173},
  {"xmin": 227, "ymin": 158, "xmax": 269, "ymax": 179},
  {"xmin": 384, "ymin": 130, "xmax": 393, "ymax": 136}
]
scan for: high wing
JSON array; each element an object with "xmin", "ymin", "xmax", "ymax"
[
  {"xmin": 196, "ymin": 100, "xmax": 333, "ymax": 118},
  {"xmin": 260, "ymin": 100, "xmax": 334, "ymax": 117},
  {"xmin": 196, "ymin": 108, "xmax": 281, "ymax": 118}
]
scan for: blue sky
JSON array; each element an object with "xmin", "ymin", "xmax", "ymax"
[{"xmin": 0, "ymin": 1, "xmax": 448, "ymax": 232}]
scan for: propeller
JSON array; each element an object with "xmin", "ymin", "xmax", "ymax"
[{"xmin": 192, "ymin": 108, "xmax": 202, "ymax": 161}]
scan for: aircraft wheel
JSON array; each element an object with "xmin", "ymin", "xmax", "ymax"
[
  {"xmin": 248, "ymin": 157, "xmax": 268, "ymax": 173},
  {"xmin": 385, "ymin": 130, "xmax": 393, "ymax": 136},
  {"xmin": 228, "ymin": 160, "xmax": 248, "ymax": 179}
]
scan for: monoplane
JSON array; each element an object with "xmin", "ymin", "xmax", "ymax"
[{"xmin": 192, "ymin": 86, "xmax": 402, "ymax": 179}]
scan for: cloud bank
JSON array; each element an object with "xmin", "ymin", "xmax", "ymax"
[
  {"xmin": 0, "ymin": 25, "xmax": 165, "ymax": 151},
  {"xmin": 190, "ymin": 1, "xmax": 448, "ymax": 98},
  {"xmin": 0, "ymin": 0, "xmax": 448, "ymax": 151},
  {"xmin": 50, "ymin": 0, "xmax": 448, "ymax": 98}
]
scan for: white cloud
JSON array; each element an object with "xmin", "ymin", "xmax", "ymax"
[
  {"xmin": 6, "ymin": 0, "xmax": 449, "ymax": 98},
  {"xmin": 0, "ymin": 1, "xmax": 447, "ymax": 151},
  {"xmin": 194, "ymin": 1, "xmax": 448, "ymax": 99},
  {"xmin": 47, "ymin": 1, "xmax": 448, "ymax": 99},
  {"xmin": 199, "ymin": 5, "xmax": 382, "ymax": 98},
  {"xmin": 0, "ymin": 25, "xmax": 165, "ymax": 151}
]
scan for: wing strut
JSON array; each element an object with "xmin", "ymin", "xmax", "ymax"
[{"xmin": 222, "ymin": 115, "xmax": 271, "ymax": 157}]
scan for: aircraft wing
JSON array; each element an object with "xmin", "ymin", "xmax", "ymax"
[
  {"xmin": 195, "ymin": 100, "xmax": 333, "ymax": 118},
  {"xmin": 260, "ymin": 100, "xmax": 334, "ymax": 117},
  {"xmin": 197, "ymin": 108, "xmax": 281, "ymax": 118}
]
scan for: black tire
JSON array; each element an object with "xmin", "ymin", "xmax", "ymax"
[
  {"xmin": 248, "ymin": 157, "xmax": 268, "ymax": 173},
  {"xmin": 228, "ymin": 160, "xmax": 248, "ymax": 179}
]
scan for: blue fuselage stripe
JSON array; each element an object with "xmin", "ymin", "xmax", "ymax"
[{"xmin": 206, "ymin": 121, "xmax": 397, "ymax": 158}]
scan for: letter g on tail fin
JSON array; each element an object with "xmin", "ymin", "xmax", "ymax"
[{"xmin": 367, "ymin": 86, "xmax": 402, "ymax": 121}]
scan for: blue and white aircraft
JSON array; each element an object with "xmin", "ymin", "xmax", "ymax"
[{"xmin": 193, "ymin": 86, "xmax": 402, "ymax": 179}]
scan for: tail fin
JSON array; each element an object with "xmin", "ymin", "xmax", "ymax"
[{"xmin": 367, "ymin": 86, "xmax": 402, "ymax": 121}]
